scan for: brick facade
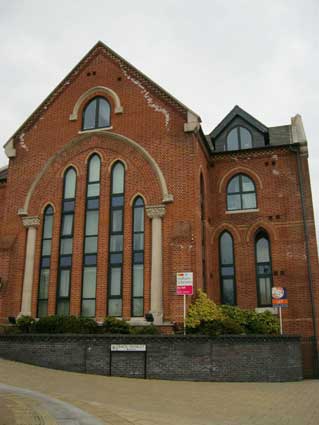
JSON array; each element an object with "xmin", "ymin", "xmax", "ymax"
[{"xmin": 0, "ymin": 42, "xmax": 318, "ymax": 347}]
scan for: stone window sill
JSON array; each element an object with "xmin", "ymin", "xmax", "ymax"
[
  {"xmin": 78, "ymin": 126, "xmax": 113, "ymax": 134},
  {"xmin": 255, "ymin": 307, "xmax": 277, "ymax": 315},
  {"xmin": 226, "ymin": 208, "xmax": 259, "ymax": 215}
]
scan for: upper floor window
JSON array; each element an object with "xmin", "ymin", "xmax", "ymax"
[
  {"xmin": 82, "ymin": 96, "xmax": 111, "ymax": 130},
  {"xmin": 227, "ymin": 174, "xmax": 257, "ymax": 211},
  {"xmin": 255, "ymin": 231, "xmax": 273, "ymax": 307},
  {"xmin": 227, "ymin": 127, "xmax": 252, "ymax": 151}
]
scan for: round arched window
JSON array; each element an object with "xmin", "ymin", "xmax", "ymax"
[
  {"xmin": 227, "ymin": 127, "xmax": 252, "ymax": 151},
  {"xmin": 82, "ymin": 96, "xmax": 110, "ymax": 130},
  {"xmin": 227, "ymin": 174, "xmax": 257, "ymax": 211}
]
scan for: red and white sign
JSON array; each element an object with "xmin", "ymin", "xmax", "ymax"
[{"xmin": 176, "ymin": 272, "xmax": 193, "ymax": 295}]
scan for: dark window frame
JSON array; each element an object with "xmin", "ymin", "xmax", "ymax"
[
  {"xmin": 226, "ymin": 126, "xmax": 253, "ymax": 151},
  {"xmin": 131, "ymin": 196, "xmax": 145, "ymax": 317},
  {"xmin": 226, "ymin": 174, "xmax": 257, "ymax": 211},
  {"xmin": 56, "ymin": 167, "xmax": 77, "ymax": 315},
  {"xmin": 81, "ymin": 154, "xmax": 101, "ymax": 317},
  {"xmin": 255, "ymin": 230, "xmax": 273, "ymax": 307},
  {"xmin": 37, "ymin": 205, "xmax": 54, "ymax": 318},
  {"xmin": 219, "ymin": 231, "xmax": 237, "ymax": 305},
  {"xmin": 82, "ymin": 96, "xmax": 111, "ymax": 131},
  {"xmin": 107, "ymin": 161, "xmax": 125, "ymax": 317},
  {"xmin": 200, "ymin": 174, "xmax": 207, "ymax": 292}
]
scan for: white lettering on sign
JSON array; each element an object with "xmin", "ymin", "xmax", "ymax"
[{"xmin": 111, "ymin": 344, "xmax": 146, "ymax": 352}]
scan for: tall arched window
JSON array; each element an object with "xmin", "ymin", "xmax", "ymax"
[
  {"xmin": 227, "ymin": 174, "xmax": 257, "ymax": 211},
  {"xmin": 37, "ymin": 205, "xmax": 54, "ymax": 317},
  {"xmin": 219, "ymin": 231, "xmax": 236, "ymax": 305},
  {"xmin": 108, "ymin": 161, "xmax": 125, "ymax": 316},
  {"xmin": 132, "ymin": 196, "xmax": 144, "ymax": 317},
  {"xmin": 227, "ymin": 127, "xmax": 252, "ymax": 151},
  {"xmin": 200, "ymin": 175, "xmax": 207, "ymax": 292},
  {"xmin": 56, "ymin": 167, "xmax": 77, "ymax": 315},
  {"xmin": 255, "ymin": 231, "xmax": 273, "ymax": 307},
  {"xmin": 81, "ymin": 154, "xmax": 101, "ymax": 317},
  {"xmin": 82, "ymin": 96, "xmax": 111, "ymax": 130}
]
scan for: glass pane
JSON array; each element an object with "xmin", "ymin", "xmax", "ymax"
[
  {"xmin": 60, "ymin": 238, "xmax": 73, "ymax": 255},
  {"xmin": 98, "ymin": 98, "xmax": 110, "ymax": 128},
  {"xmin": 82, "ymin": 300, "xmax": 96, "ymax": 317},
  {"xmin": 83, "ymin": 267, "xmax": 96, "ymax": 298},
  {"xmin": 227, "ymin": 128, "xmax": 239, "ymax": 151},
  {"xmin": 57, "ymin": 299, "xmax": 69, "ymax": 316},
  {"xmin": 110, "ymin": 235, "xmax": 123, "ymax": 252},
  {"xmin": 221, "ymin": 266, "xmax": 234, "ymax": 277},
  {"xmin": 59, "ymin": 269, "xmax": 70, "ymax": 297},
  {"xmin": 43, "ymin": 215, "xmax": 53, "ymax": 239},
  {"xmin": 227, "ymin": 176, "xmax": 240, "ymax": 193},
  {"xmin": 112, "ymin": 209, "xmax": 123, "ymax": 232},
  {"xmin": 60, "ymin": 255, "xmax": 72, "ymax": 267},
  {"xmin": 112, "ymin": 196, "xmax": 124, "ymax": 207},
  {"xmin": 85, "ymin": 236, "xmax": 98, "ymax": 253},
  {"xmin": 64, "ymin": 168, "xmax": 76, "ymax": 199},
  {"xmin": 110, "ymin": 253, "xmax": 123, "ymax": 264},
  {"xmin": 110, "ymin": 267, "xmax": 121, "ymax": 296},
  {"xmin": 240, "ymin": 127, "xmax": 252, "ymax": 149},
  {"xmin": 62, "ymin": 214, "xmax": 73, "ymax": 236},
  {"xmin": 108, "ymin": 299, "xmax": 122, "ymax": 317},
  {"xmin": 45, "ymin": 206, "xmax": 53, "ymax": 215},
  {"xmin": 222, "ymin": 279, "xmax": 235, "ymax": 305},
  {"xmin": 227, "ymin": 194, "xmax": 241, "ymax": 210},
  {"xmin": 38, "ymin": 300, "xmax": 48, "ymax": 318},
  {"xmin": 87, "ymin": 198, "xmax": 99, "ymax": 210},
  {"xmin": 89, "ymin": 155, "xmax": 101, "ymax": 182},
  {"xmin": 134, "ymin": 252, "xmax": 144, "ymax": 264},
  {"xmin": 112, "ymin": 163, "xmax": 124, "ymax": 194},
  {"xmin": 134, "ymin": 197, "xmax": 144, "ymax": 207},
  {"xmin": 133, "ymin": 264, "xmax": 144, "ymax": 297},
  {"xmin": 63, "ymin": 200, "xmax": 75, "ymax": 212},
  {"xmin": 220, "ymin": 232, "xmax": 233, "ymax": 265},
  {"xmin": 242, "ymin": 193, "xmax": 257, "ymax": 209},
  {"xmin": 41, "ymin": 257, "xmax": 50, "ymax": 268},
  {"xmin": 256, "ymin": 237, "xmax": 270, "ymax": 262},
  {"xmin": 134, "ymin": 234, "xmax": 144, "ymax": 251},
  {"xmin": 39, "ymin": 269, "xmax": 50, "ymax": 299},
  {"xmin": 83, "ymin": 99, "xmax": 97, "ymax": 130},
  {"xmin": 242, "ymin": 175, "xmax": 255, "ymax": 192},
  {"xmin": 87, "ymin": 183, "xmax": 100, "ymax": 197},
  {"xmin": 42, "ymin": 239, "xmax": 51, "ymax": 256},
  {"xmin": 133, "ymin": 298, "xmax": 144, "ymax": 317},
  {"xmin": 84, "ymin": 254, "xmax": 97, "ymax": 266},
  {"xmin": 86, "ymin": 210, "xmax": 99, "ymax": 235},
  {"xmin": 258, "ymin": 277, "xmax": 272, "ymax": 305},
  {"xmin": 134, "ymin": 207, "xmax": 144, "ymax": 232}
]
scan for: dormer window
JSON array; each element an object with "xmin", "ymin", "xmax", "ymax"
[
  {"xmin": 82, "ymin": 96, "xmax": 111, "ymax": 130},
  {"xmin": 226, "ymin": 126, "xmax": 252, "ymax": 151}
]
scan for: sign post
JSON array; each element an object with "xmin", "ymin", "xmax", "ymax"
[
  {"xmin": 272, "ymin": 287, "xmax": 288, "ymax": 335},
  {"xmin": 176, "ymin": 272, "xmax": 193, "ymax": 335}
]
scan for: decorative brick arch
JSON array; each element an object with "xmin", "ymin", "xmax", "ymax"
[
  {"xmin": 210, "ymin": 223, "xmax": 241, "ymax": 244},
  {"xmin": 21, "ymin": 131, "xmax": 173, "ymax": 215},
  {"xmin": 69, "ymin": 86, "xmax": 124, "ymax": 120},
  {"xmin": 218, "ymin": 166, "xmax": 263, "ymax": 194},
  {"xmin": 246, "ymin": 221, "xmax": 278, "ymax": 242}
]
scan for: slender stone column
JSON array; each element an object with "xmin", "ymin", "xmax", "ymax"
[
  {"xmin": 20, "ymin": 216, "xmax": 40, "ymax": 317},
  {"xmin": 146, "ymin": 205, "xmax": 166, "ymax": 325}
]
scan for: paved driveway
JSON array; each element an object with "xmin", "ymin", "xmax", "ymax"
[{"xmin": 0, "ymin": 359, "xmax": 318, "ymax": 425}]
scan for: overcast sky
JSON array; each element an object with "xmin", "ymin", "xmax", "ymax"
[{"xmin": 1, "ymin": 0, "xmax": 319, "ymax": 224}]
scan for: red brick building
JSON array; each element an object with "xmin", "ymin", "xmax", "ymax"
[{"xmin": 0, "ymin": 42, "xmax": 318, "ymax": 346}]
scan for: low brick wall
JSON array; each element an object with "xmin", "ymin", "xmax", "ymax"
[{"xmin": 0, "ymin": 334, "xmax": 302, "ymax": 382}]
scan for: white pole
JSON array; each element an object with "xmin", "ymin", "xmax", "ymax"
[
  {"xmin": 183, "ymin": 294, "xmax": 186, "ymax": 336},
  {"xmin": 279, "ymin": 307, "xmax": 283, "ymax": 335}
]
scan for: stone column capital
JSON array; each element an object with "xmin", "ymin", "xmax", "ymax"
[
  {"xmin": 146, "ymin": 205, "xmax": 166, "ymax": 219},
  {"xmin": 22, "ymin": 216, "xmax": 40, "ymax": 228}
]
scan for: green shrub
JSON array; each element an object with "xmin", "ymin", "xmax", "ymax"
[
  {"xmin": 33, "ymin": 315, "xmax": 98, "ymax": 334},
  {"xmin": 186, "ymin": 289, "xmax": 224, "ymax": 329},
  {"xmin": 130, "ymin": 325, "xmax": 159, "ymax": 335},
  {"xmin": 245, "ymin": 310, "xmax": 280, "ymax": 335},
  {"xmin": 16, "ymin": 315, "xmax": 35, "ymax": 333},
  {"xmin": 102, "ymin": 317, "xmax": 131, "ymax": 334}
]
